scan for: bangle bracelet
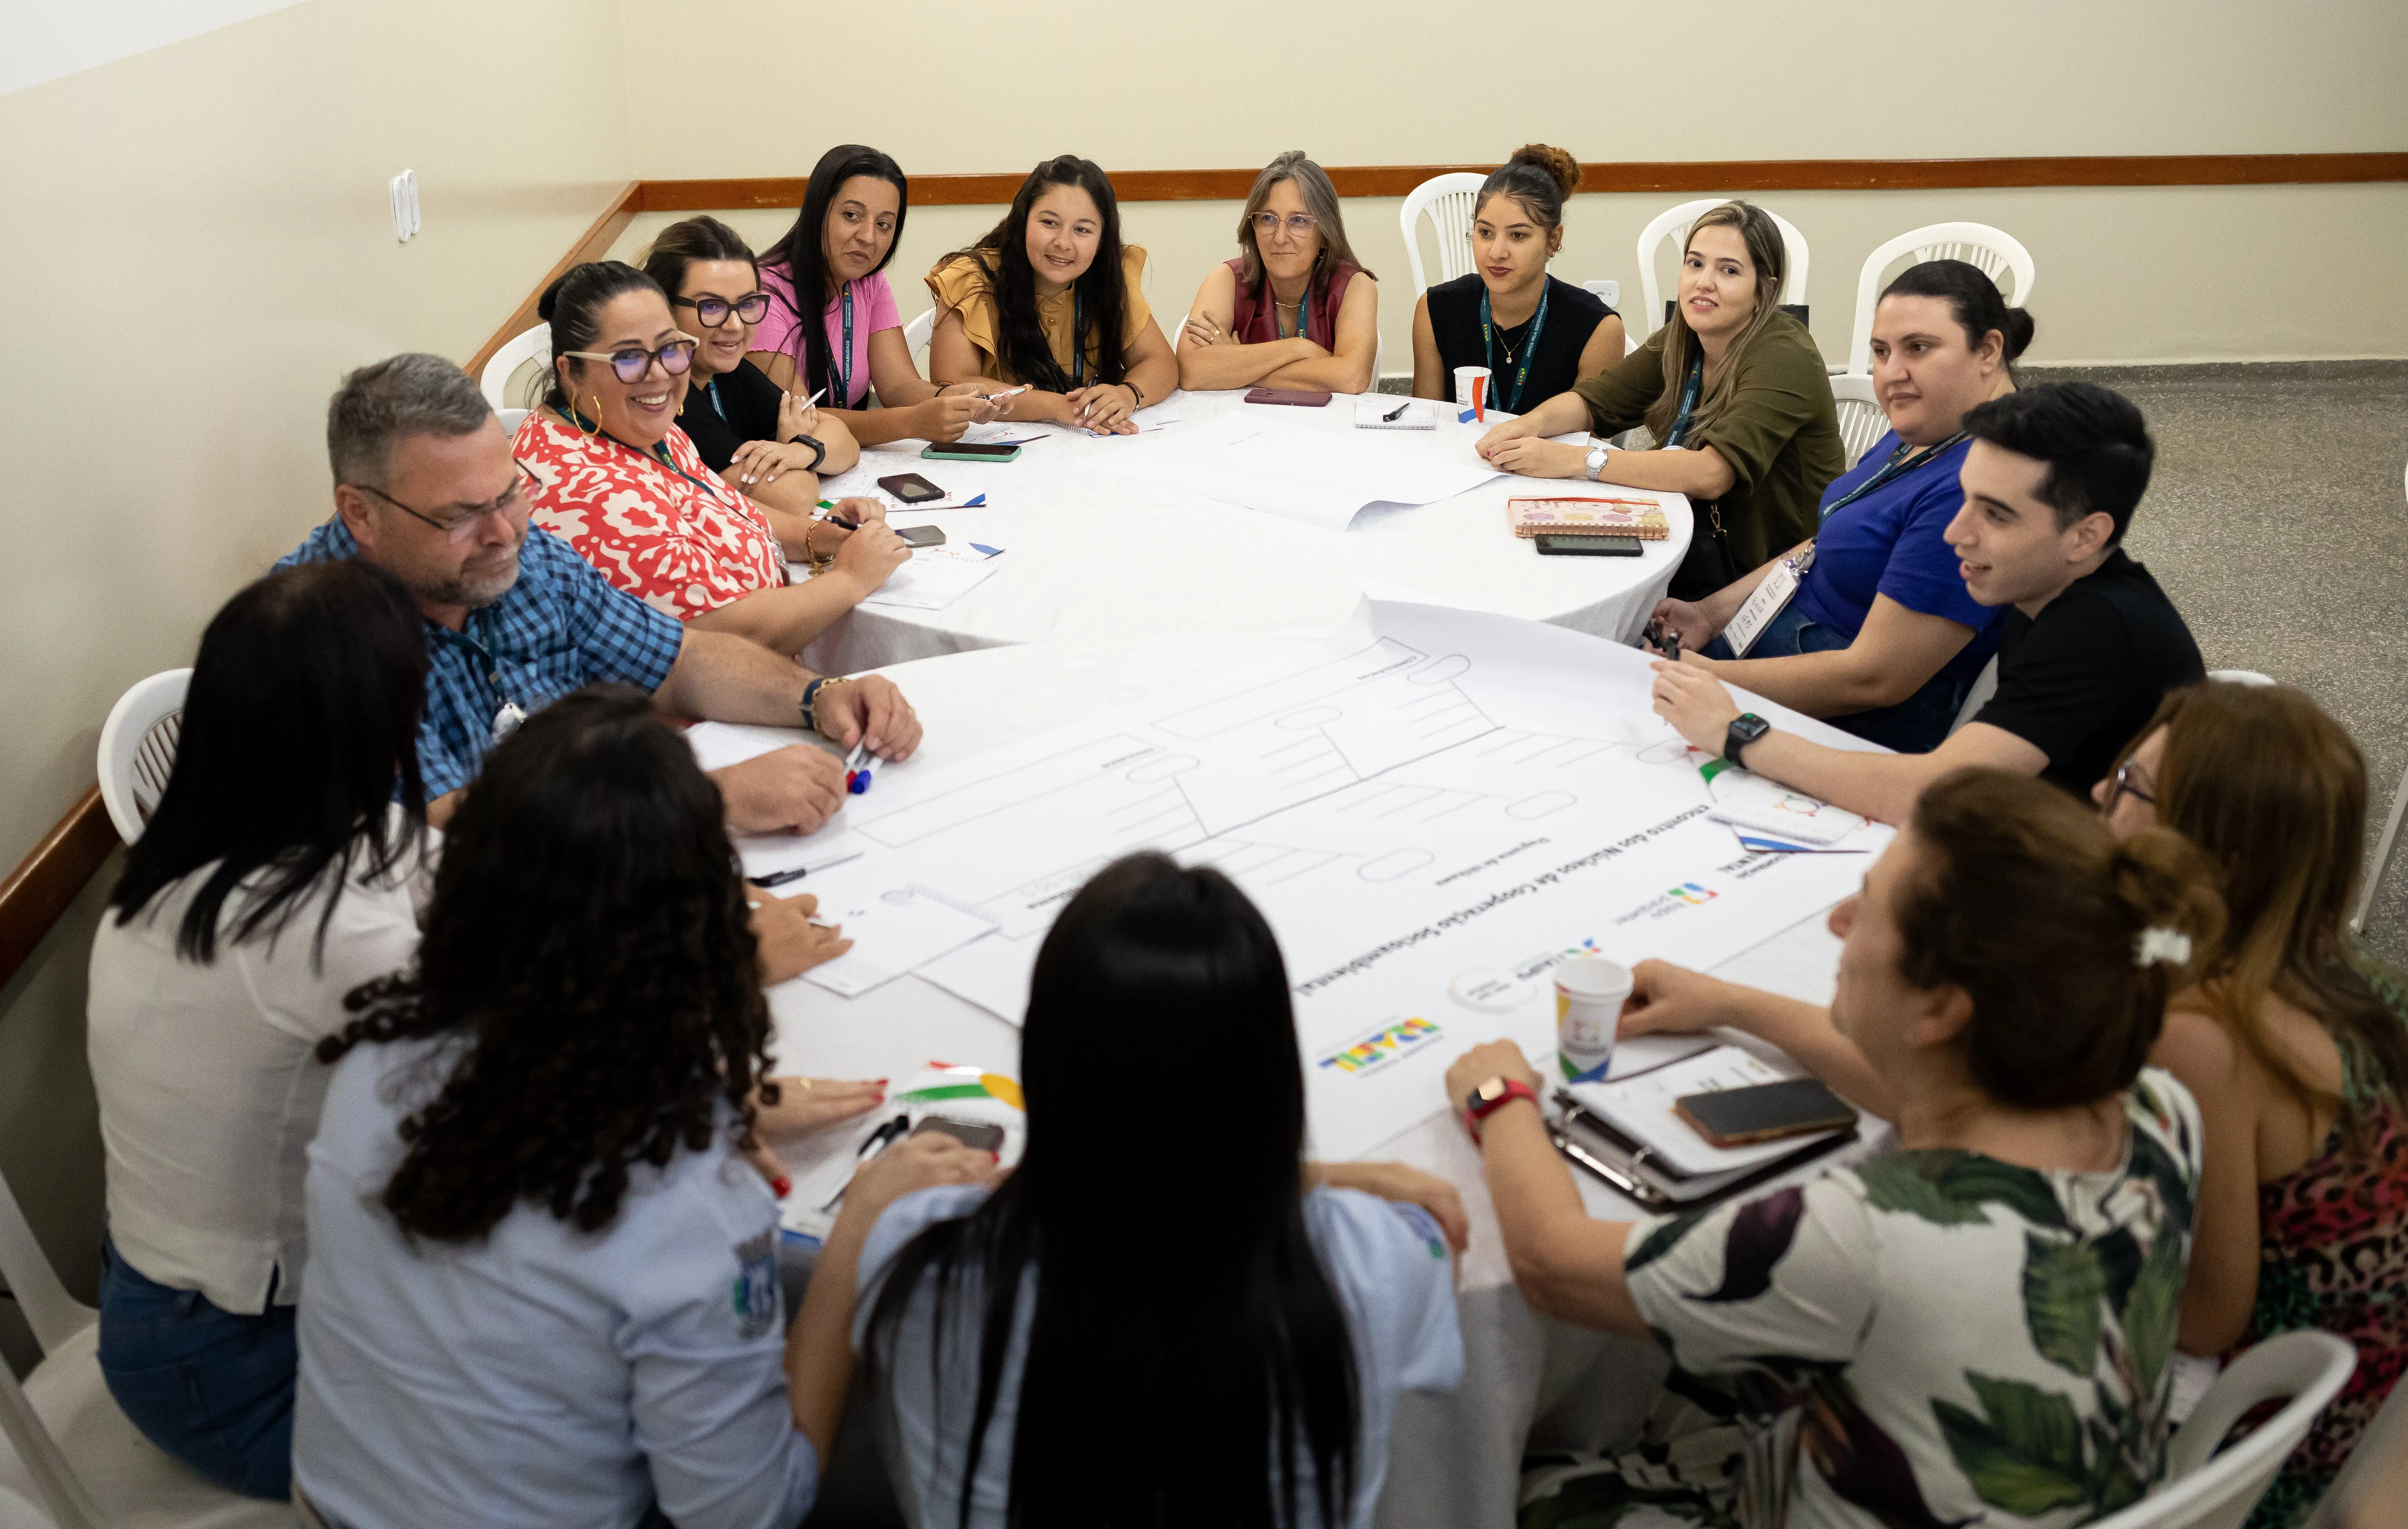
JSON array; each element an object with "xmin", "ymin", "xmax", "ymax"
[
  {"xmin": 804, "ymin": 676, "xmax": 851, "ymax": 741},
  {"xmin": 1125, "ymin": 379, "xmax": 1143, "ymax": 407}
]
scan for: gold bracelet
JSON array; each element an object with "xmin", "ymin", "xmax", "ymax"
[
  {"xmin": 802, "ymin": 517, "xmax": 837, "ymax": 574},
  {"xmin": 808, "ymin": 676, "xmax": 851, "ymax": 741}
]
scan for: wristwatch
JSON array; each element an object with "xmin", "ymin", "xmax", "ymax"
[
  {"xmin": 1725, "ymin": 712, "xmax": 1772, "ymax": 769},
  {"xmin": 1584, "ymin": 443, "xmax": 1610, "ymax": 482},
  {"xmin": 785, "ymin": 433, "xmax": 828, "ymax": 473},
  {"xmin": 1463, "ymin": 1075, "xmax": 1539, "ymax": 1142}
]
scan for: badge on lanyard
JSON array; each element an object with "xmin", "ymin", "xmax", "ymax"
[
  {"xmin": 491, "ymin": 700, "xmax": 528, "ymax": 742},
  {"xmin": 1721, "ymin": 545, "xmax": 1818, "ymax": 658}
]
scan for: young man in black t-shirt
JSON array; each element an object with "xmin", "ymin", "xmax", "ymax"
[{"xmin": 1652, "ymin": 383, "xmax": 2203, "ymax": 824}]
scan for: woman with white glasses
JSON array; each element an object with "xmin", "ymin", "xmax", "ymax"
[{"xmin": 1174, "ymin": 150, "xmax": 1381, "ymax": 396}]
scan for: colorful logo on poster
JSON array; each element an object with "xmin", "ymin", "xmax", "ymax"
[
  {"xmin": 1315, "ymin": 1016, "xmax": 1443, "ymax": 1076},
  {"xmin": 1667, "ymin": 882, "xmax": 1717, "ymax": 906}
]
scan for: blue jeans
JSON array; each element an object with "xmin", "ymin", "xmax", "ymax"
[
  {"xmin": 97, "ymin": 1237, "xmax": 295, "ymax": 1499},
  {"xmin": 1703, "ymin": 601, "xmax": 1969, "ymax": 755}
]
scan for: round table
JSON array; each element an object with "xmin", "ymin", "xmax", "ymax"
[
  {"xmin": 798, "ymin": 389, "xmax": 1693, "ymax": 677},
  {"xmin": 750, "ymin": 634, "xmax": 1857, "ymax": 1529}
]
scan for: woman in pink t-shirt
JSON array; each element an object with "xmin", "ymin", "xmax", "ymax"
[{"xmin": 750, "ymin": 145, "xmax": 1006, "ymax": 448}]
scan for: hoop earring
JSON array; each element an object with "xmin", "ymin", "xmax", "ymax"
[{"xmin": 578, "ymin": 397, "xmax": 602, "ymax": 437}]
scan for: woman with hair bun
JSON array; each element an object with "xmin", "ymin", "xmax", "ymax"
[
  {"xmin": 1465, "ymin": 768, "xmax": 2223, "ymax": 1529},
  {"xmin": 1174, "ymin": 150, "xmax": 1382, "ymax": 395},
  {"xmin": 1411, "ymin": 145, "xmax": 1622, "ymax": 406},
  {"xmin": 1647, "ymin": 260, "xmax": 2033, "ymax": 752}
]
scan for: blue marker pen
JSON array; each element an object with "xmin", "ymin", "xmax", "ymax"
[{"xmin": 844, "ymin": 740, "xmax": 872, "ymax": 795}]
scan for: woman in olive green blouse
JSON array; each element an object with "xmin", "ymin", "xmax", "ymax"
[{"xmin": 1477, "ymin": 201, "xmax": 1842, "ymax": 598}]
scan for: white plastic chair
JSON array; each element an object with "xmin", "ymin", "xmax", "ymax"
[
  {"xmin": 96, "ymin": 670, "xmax": 192, "ymax": 844},
  {"xmin": 1634, "ymin": 198, "xmax": 1811, "ymax": 347},
  {"xmin": 495, "ymin": 407, "xmax": 527, "ymax": 439},
  {"xmin": 2306, "ymin": 1356, "xmax": 2408, "ymax": 1526},
  {"xmin": 477, "ymin": 325, "xmax": 550, "ymax": 412},
  {"xmin": 0, "ymin": 1163, "xmax": 295, "ymax": 1528},
  {"xmin": 2208, "ymin": 669, "xmax": 2278, "ymax": 687},
  {"xmin": 2084, "ymin": 1330, "xmax": 2354, "ymax": 1529},
  {"xmin": 1831, "ymin": 373, "xmax": 1889, "ymax": 470},
  {"xmin": 903, "ymin": 307, "xmax": 936, "ymax": 376},
  {"xmin": 1844, "ymin": 222, "xmax": 2036, "ymax": 376},
  {"xmin": 2352, "ymin": 460, "xmax": 2408, "ymax": 935},
  {"xmin": 1948, "ymin": 655, "xmax": 2000, "ymax": 737},
  {"xmin": 1399, "ymin": 172, "xmax": 1488, "ymax": 296}
]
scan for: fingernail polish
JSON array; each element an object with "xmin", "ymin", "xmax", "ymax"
[{"xmin": 771, "ymin": 1175, "xmax": 792, "ymax": 1198}]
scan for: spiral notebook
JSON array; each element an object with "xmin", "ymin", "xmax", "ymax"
[
  {"xmin": 1354, "ymin": 397, "xmax": 1437, "ymax": 430},
  {"xmin": 1507, "ymin": 497, "xmax": 1671, "ymax": 539}
]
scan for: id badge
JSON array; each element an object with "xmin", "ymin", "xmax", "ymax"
[
  {"xmin": 1721, "ymin": 545, "xmax": 1815, "ymax": 658},
  {"xmin": 490, "ymin": 701, "xmax": 529, "ymax": 742}
]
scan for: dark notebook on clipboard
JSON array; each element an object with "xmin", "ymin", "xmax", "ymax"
[{"xmin": 1549, "ymin": 1038, "xmax": 1858, "ymax": 1211}]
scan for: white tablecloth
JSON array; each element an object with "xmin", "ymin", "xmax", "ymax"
[
  {"xmin": 797, "ymin": 389, "xmax": 1693, "ymax": 677},
  {"xmin": 757, "ymin": 634, "xmax": 1863, "ymax": 1529}
]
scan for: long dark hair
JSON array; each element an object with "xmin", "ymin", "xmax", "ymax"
[
  {"xmin": 319, "ymin": 687, "xmax": 771, "ymax": 1241},
  {"xmin": 942, "ymin": 155, "xmax": 1129, "ymax": 392},
  {"xmin": 537, "ymin": 260, "xmax": 664, "ymax": 411},
  {"xmin": 761, "ymin": 145, "xmax": 909, "ymax": 401},
  {"xmin": 865, "ymin": 853, "xmax": 1358, "ymax": 1528},
  {"xmin": 110, "ymin": 561, "xmax": 427, "ymax": 968}
]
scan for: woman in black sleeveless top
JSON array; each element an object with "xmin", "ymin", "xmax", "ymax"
[{"xmin": 1412, "ymin": 146, "xmax": 1623, "ymax": 411}]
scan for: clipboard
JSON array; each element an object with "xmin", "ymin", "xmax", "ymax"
[{"xmin": 1549, "ymin": 1088, "xmax": 1858, "ymax": 1211}]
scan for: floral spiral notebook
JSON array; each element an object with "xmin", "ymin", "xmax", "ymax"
[{"xmin": 1507, "ymin": 497, "xmax": 1671, "ymax": 539}]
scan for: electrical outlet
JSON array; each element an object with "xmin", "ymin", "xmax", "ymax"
[{"xmin": 388, "ymin": 170, "xmax": 421, "ymax": 243}]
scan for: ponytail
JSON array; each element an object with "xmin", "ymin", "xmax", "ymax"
[{"xmin": 1898, "ymin": 770, "xmax": 2225, "ymax": 1109}]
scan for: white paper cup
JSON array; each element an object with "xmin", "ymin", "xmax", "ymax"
[
  {"xmin": 1554, "ymin": 956, "xmax": 1633, "ymax": 1079},
  {"xmin": 1452, "ymin": 365, "xmax": 1492, "ymax": 421}
]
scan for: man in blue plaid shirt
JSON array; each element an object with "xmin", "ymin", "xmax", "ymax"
[{"xmin": 280, "ymin": 354, "xmax": 919, "ymax": 837}]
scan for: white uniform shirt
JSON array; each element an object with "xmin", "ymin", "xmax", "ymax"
[
  {"xmin": 85, "ymin": 834, "xmax": 425, "ymax": 1312},
  {"xmin": 856, "ymin": 1184, "xmax": 1464, "ymax": 1529},
  {"xmin": 293, "ymin": 1032, "xmax": 817, "ymax": 1529}
]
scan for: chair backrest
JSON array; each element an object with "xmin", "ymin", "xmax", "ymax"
[
  {"xmin": 478, "ymin": 325, "xmax": 552, "ymax": 411},
  {"xmin": 1844, "ymin": 221, "xmax": 2037, "ymax": 374},
  {"xmin": 2207, "ymin": 669, "xmax": 2278, "ymax": 687},
  {"xmin": 2084, "ymin": 1331, "xmax": 2355, "ymax": 1529},
  {"xmin": 495, "ymin": 406, "xmax": 528, "ymax": 439},
  {"xmin": 903, "ymin": 307, "xmax": 936, "ymax": 376},
  {"xmin": 95, "ymin": 669, "xmax": 192, "ymax": 845},
  {"xmin": 1398, "ymin": 172, "xmax": 1489, "ymax": 296},
  {"xmin": 1830, "ymin": 373, "xmax": 1889, "ymax": 470},
  {"xmin": 0, "ymin": 1363, "xmax": 96, "ymax": 1529},
  {"xmin": 1634, "ymin": 197, "xmax": 1811, "ymax": 345},
  {"xmin": 1949, "ymin": 654, "xmax": 2000, "ymax": 736}
]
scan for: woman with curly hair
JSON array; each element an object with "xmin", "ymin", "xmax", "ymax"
[{"xmin": 289, "ymin": 687, "xmax": 991, "ymax": 1529}]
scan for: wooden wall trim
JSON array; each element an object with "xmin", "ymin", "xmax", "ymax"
[
  {"xmin": 463, "ymin": 180, "xmax": 644, "ymax": 381},
  {"xmin": 639, "ymin": 153, "xmax": 2408, "ymax": 214},
  {"xmin": 0, "ymin": 789, "xmax": 116, "ymax": 992}
]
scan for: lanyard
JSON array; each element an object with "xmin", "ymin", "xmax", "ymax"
[
  {"xmin": 1068, "ymin": 287, "xmax": 1086, "ymax": 387},
  {"xmin": 1663, "ymin": 352, "xmax": 1705, "ymax": 448},
  {"xmin": 703, "ymin": 378, "xmax": 726, "ymax": 421},
  {"xmin": 1275, "ymin": 284, "xmax": 1312, "ymax": 342},
  {"xmin": 1817, "ymin": 432, "xmax": 1968, "ymax": 527},
  {"xmin": 833, "ymin": 282, "xmax": 854, "ymax": 407},
  {"xmin": 561, "ymin": 406, "xmax": 724, "ymax": 500},
  {"xmin": 1479, "ymin": 281, "xmax": 1551, "ymax": 415},
  {"xmin": 435, "ymin": 619, "xmax": 530, "ymax": 741}
]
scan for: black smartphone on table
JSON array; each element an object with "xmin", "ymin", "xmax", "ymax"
[
  {"xmin": 922, "ymin": 442, "xmax": 1021, "ymax": 462},
  {"xmin": 910, "ymin": 1116, "xmax": 1005, "ymax": 1153},
  {"xmin": 1673, "ymin": 1078, "xmax": 1859, "ymax": 1149},
  {"xmin": 876, "ymin": 472, "xmax": 946, "ymax": 504},
  {"xmin": 1535, "ymin": 534, "xmax": 1642, "ymax": 557},
  {"xmin": 896, "ymin": 524, "xmax": 946, "ymax": 547}
]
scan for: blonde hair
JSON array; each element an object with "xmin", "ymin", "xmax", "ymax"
[{"xmin": 1642, "ymin": 202, "xmax": 1787, "ymax": 442}]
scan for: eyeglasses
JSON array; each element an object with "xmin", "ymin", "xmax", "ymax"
[
  {"xmin": 559, "ymin": 337, "xmax": 699, "ymax": 384},
  {"xmin": 672, "ymin": 293, "xmax": 771, "ymax": 328},
  {"xmin": 355, "ymin": 464, "xmax": 536, "ymax": 543},
  {"xmin": 2107, "ymin": 757, "xmax": 2157, "ymax": 810},
  {"xmin": 1250, "ymin": 212, "xmax": 1320, "ymax": 239}
]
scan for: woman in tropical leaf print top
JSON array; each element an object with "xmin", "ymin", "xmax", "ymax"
[{"xmin": 1452, "ymin": 769, "xmax": 2226, "ymax": 1529}]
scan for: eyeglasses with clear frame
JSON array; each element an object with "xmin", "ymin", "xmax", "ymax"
[
  {"xmin": 672, "ymin": 292, "xmax": 772, "ymax": 328},
  {"xmin": 356, "ymin": 463, "xmax": 538, "ymax": 543},
  {"xmin": 1250, "ymin": 212, "xmax": 1320, "ymax": 240},
  {"xmin": 558, "ymin": 336, "xmax": 700, "ymax": 383}
]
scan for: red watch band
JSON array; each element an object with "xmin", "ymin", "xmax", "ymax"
[{"xmin": 1463, "ymin": 1077, "xmax": 1538, "ymax": 1142}]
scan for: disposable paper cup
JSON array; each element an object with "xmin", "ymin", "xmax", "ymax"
[
  {"xmin": 1555, "ymin": 956, "xmax": 1633, "ymax": 1078},
  {"xmin": 1453, "ymin": 365, "xmax": 1492, "ymax": 422}
]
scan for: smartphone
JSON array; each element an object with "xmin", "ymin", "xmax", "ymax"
[
  {"xmin": 875, "ymin": 472, "xmax": 946, "ymax": 504},
  {"xmin": 1674, "ymin": 1078, "xmax": 1859, "ymax": 1149},
  {"xmin": 1242, "ymin": 387, "xmax": 1333, "ymax": 407},
  {"xmin": 1535, "ymin": 535, "xmax": 1643, "ymax": 557},
  {"xmin": 910, "ymin": 1116, "xmax": 1005, "ymax": 1153},
  {"xmin": 922, "ymin": 442, "xmax": 1020, "ymax": 462},
  {"xmin": 896, "ymin": 524, "xmax": 946, "ymax": 547}
]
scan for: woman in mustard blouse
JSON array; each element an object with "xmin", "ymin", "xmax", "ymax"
[{"xmin": 925, "ymin": 155, "xmax": 1178, "ymax": 436}]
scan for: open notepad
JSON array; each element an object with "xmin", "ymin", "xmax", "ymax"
[
  {"xmin": 1555, "ymin": 1042, "xmax": 1857, "ymax": 1207},
  {"xmin": 1354, "ymin": 397, "xmax": 1436, "ymax": 430}
]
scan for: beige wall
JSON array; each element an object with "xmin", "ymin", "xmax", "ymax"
[
  {"xmin": 0, "ymin": 0, "xmax": 633, "ymax": 1333},
  {"xmin": 609, "ymin": 0, "xmax": 2408, "ymax": 367}
]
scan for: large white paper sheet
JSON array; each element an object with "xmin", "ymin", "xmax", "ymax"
[
  {"xmin": 803, "ymin": 603, "xmax": 1889, "ymax": 1158},
  {"xmin": 854, "ymin": 546, "xmax": 1004, "ymax": 611},
  {"xmin": 1083, "ymin": 413, "xmax": 1501, "ymax": 529}
]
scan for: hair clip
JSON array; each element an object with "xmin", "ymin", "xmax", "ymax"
[{"xmin": 2134, "ymin": 927, "xmax": 2192, "ymax": 969}]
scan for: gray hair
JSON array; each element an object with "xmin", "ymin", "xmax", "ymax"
[
  {"xmin": 1234, "ymin": 151, "xmax": 1374, "ymax": 296},
  {"xmin": 327, "ymin": 353, "xmax": 494, "ymax": 492}
]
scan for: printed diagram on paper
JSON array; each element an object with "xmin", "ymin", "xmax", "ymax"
[{"xmin": 766, "ymin": 603, "xmax": 1889, "ymax": 1159}]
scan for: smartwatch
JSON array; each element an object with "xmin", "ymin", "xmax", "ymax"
[
  {"xmin": 1584, "ymin": 443, "xmax": 1610, "ymax": 482},
  {"xmin": 786, "ymin": 433, "xmax": 829, "ymax": 473},
  {"xmin": 1725, "ymin": 711, "xmax": 1772, "ymax": 769},
  {"xmin": 1463, "ymin": 1075, "xmax": 1539, "ymax": 1142}
]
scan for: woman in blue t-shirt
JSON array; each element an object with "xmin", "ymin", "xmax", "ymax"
[{"xmin": 1647, "ymin": 261, "xmax": 2030, "ymax": 751}]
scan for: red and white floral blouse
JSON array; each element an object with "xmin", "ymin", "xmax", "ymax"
[{"xmin": 516, "ymin": 409, "xmax": 785, "ymax": 622}]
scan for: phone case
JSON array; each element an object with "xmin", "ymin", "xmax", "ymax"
[
  {"xmin": 920, "ymin": 444, "xmax": 1021, "ymax": 462},
  {"xmin": 1673, "ymin": 1079, "xmax": 1859, "ymax": 1148},
  {"xmin": 1535, "ymin": 535, "xmax": 1642, "ymax": 557},
  {"xmin": 1242, "ymin": 387, "xmax": 1333, "ymax": 407},
  {"xmin": 876, "ymin": 472, "xmax": 945, "ymax": 503},
  {"xmin": 897, "ymin": 525, "xmax": 947, "ymax": 547}
]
